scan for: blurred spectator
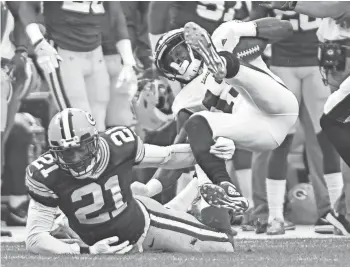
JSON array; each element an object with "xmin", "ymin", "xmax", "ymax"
[
  {"xmin": 8, "ymin": 2, "xmax": 137, "ymax": 131},
  {"xmin": 121, "ymin": 1, "xmax": 152, "ymax": 71},
  {"xmin": 2, "ymin": 113, "xmax": 45, "ymax": 226},
  {"xmin": 101, "ymin": 2, "xmax": 138, "ymax": 129}
]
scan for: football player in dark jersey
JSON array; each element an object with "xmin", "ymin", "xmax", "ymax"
[
  {"xmin": 7, "ymin": 1, "xmax": 137, "ymax": 131},
  {"xmin": 25, "ymin": 108, "xmax": 238, "ymax": 254}
]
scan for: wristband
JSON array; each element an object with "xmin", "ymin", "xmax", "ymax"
[
  {"xmin": 33, "ymin": 38, "xmax": 44, "ymax": 48},
  {"xmin": 15, "ymin": 46, "xmax": 28, "ymax": 54},
  {"xmin": 26, "ymin": 23, "xmax": 45, "ymax": 45},
  {"xmin": 218, "ymin": 51, "xmax": 240, "ymax": 78}
]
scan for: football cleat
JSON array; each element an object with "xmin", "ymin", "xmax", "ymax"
[
  {"xmin": 326, "ymin": 212, "xmax": 350, "ymax": 236},
  {"xmin": 314, "ymin": 216, "xmax": 334, "ymax": 234},
  {"xmin": 184, "ymin": 22, "xmax": 227, "ymax": 81},
  {"xmin": 266, "ymin": 218, "xmax": 285, "ymax": 235},
  {"xmin": 199, "ymin": 182, "xmax": 249, "ymax": 213}
]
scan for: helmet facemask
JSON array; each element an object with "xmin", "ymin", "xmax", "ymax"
[{"xmin": 50, "ymin": 134, "xmax": 99, "ymax": 179}]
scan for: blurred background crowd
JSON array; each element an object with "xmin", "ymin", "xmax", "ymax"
[{"xmin": 0, "ymin": 1, "xmax": 347, "ymax": 236}]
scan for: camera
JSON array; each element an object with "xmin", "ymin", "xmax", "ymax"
[{"xmin": 318, "ymin": 42, "xmax": 346, "ymax": 71}]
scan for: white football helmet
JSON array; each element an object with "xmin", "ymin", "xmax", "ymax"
[{"xmin": 154, "ymin": 29, "xmax": 203, "ymax": 83}]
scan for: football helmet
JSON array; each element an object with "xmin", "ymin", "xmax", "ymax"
[
  {"xmin": 48, "ymin": 108, "xmax": 99, "ymax": 179},
  {"xmin": 133, "ymin": 68, "xmax": 174, "ymax": 131},
  {"xmin": 154, "ymin": 29, "xmax": 203, "ymax": 83}
]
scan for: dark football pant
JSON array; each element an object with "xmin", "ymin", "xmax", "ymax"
[{"xmin": 2, "ymin": 121, "xmax": 32, "ymax": 196}]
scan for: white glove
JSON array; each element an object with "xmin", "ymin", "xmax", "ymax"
[
  {"xmin": 50, "ymin": 213, "xmax": 81, "ymax": 241},
  {"xmin": 89, "ymin": 236, "xmax": 133, "ymax": 254},
  {"xmin": 131, "ymin": 181, "xmax": 150, "ymax": 197},
  {"xmin": 34, "ymin": 38, "xmax": 62, "ymax": 74},
  {"xmin": 116, "ymin": 64, "xmax": 138, "ymax": 99},
  {"xmin": 210, "ymin": 137, "xmax": 236, "ymax": 160}
]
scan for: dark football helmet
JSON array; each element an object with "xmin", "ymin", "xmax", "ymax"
[{"xmin": 154, "ymin": 29, "xmax": 203, "ymax": 83}]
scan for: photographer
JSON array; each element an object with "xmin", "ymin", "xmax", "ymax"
[{"xmin": 265, "ymin": 1, "xmax": 350, "ymax": 235}]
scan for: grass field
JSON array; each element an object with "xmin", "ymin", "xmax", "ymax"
[{"xmin": 2, "ymin": 238, "xmax": 350, "ymax": 267}]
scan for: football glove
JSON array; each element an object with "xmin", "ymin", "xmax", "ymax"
[
  {"xmin": 89, "ymin": 236, "xmax": 133, "ymax": 254},
  {"xmin": 116, "ymin": 64, "xmax": 138, "ymax": 100},
  {"xmin": 34, "ymin": 38, "xmax": 62, "ymax": 74},
  {"xmin": 210, "ymin": 137, "xmax": 236, "ymax": 160},
  {"xmin": 131, "ymin": 181, "xmax": 150, "ymax": 197}
]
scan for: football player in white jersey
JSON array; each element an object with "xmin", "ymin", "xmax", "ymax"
[{"xmin": 141, "ymin": 18, "xmax": 299, "ymax": 216}]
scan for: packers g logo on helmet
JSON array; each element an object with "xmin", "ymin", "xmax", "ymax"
[{"xmin": 86, "ymin": 112, "xmax": 96, "ymax": 126}]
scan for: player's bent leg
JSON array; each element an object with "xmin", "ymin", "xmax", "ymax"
[
  {"xmin": 164, "ymin": 177, "xmax": 199, "ymax": 212},
  {"xmin": 105, "ymin": 54, "xmax": 135, "ymax": 128},
  {"xmin": 136, "ymin": 196, "xmax": 234, "ymax": 253},
  {"xmin": 229, "ymin": 64, "xmax": 299, "ymax": 117},
  {"xmin": 194, "ymin": 110, "xmax": 278, "ymax": 151},
  {"xmin": 184, "ymin": 113, "xmax": 248, "ymax": 212},
  {"xmin": 85, "ymin": 46, "xmax": 110, "ymax": 131}
]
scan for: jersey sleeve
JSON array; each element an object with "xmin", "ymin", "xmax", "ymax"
[
  {"xmin": 25, "ymin": 164, "xmax": 59, "ymax": 208},
  {"xmin": 171, "ymin": 72, "xmax": 208, "ymax": 116},
  {"xmin": 102, "ymin": 126, "xmax": 144, "ymax": 164}
]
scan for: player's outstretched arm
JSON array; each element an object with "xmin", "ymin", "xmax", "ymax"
[
  {"xmin": 27, "ymin": 199, "xmax": 133, "ymax": 255},
  {"xmin": 213, "ymin": 18, "xmax": 293, "ymax": 45},
  {"xmin": 263, "ymin": 1, "xmax": 350, "ymax": 20},
  {"xmin": 135, "ymin": 143, "xmax": 196, "ymax": 170},
  {"xmin": 132, "ymin": 138, "xmax": 236, "ymax": 197},
  {"xmin": 26, "ymin": 199, "xmax": 83, "ymax": 254},
  {"xmin": 253, "ymin": 18, "xmax": 293, "ymax": 43}
]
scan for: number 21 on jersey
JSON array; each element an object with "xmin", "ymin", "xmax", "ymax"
[
  {"xmin": 105, "ymin": 126, "xmax": 135, "ymax": 146},
  {"xmin": 72, "ymin": 175, "xmax": 126, "ymax": 225}
]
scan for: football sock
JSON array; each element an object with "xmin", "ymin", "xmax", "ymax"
[
  {"xmin": 266, "ymin": 178, "xmax": 286, "ymax": 223},
  {"xmin": 324, "ymin": 172, "xmax": 343, "ymax": 209},
  {"xmin": 195, "ymin": 165, "xmax": 212, "ymax": 186},
  {"xmin": 184, "ymin": 115, "xmax": 231, "ymax": 185},
  {"xmin": 164, "ymin": 177, "xmax": 199, "ymax": 211}
]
